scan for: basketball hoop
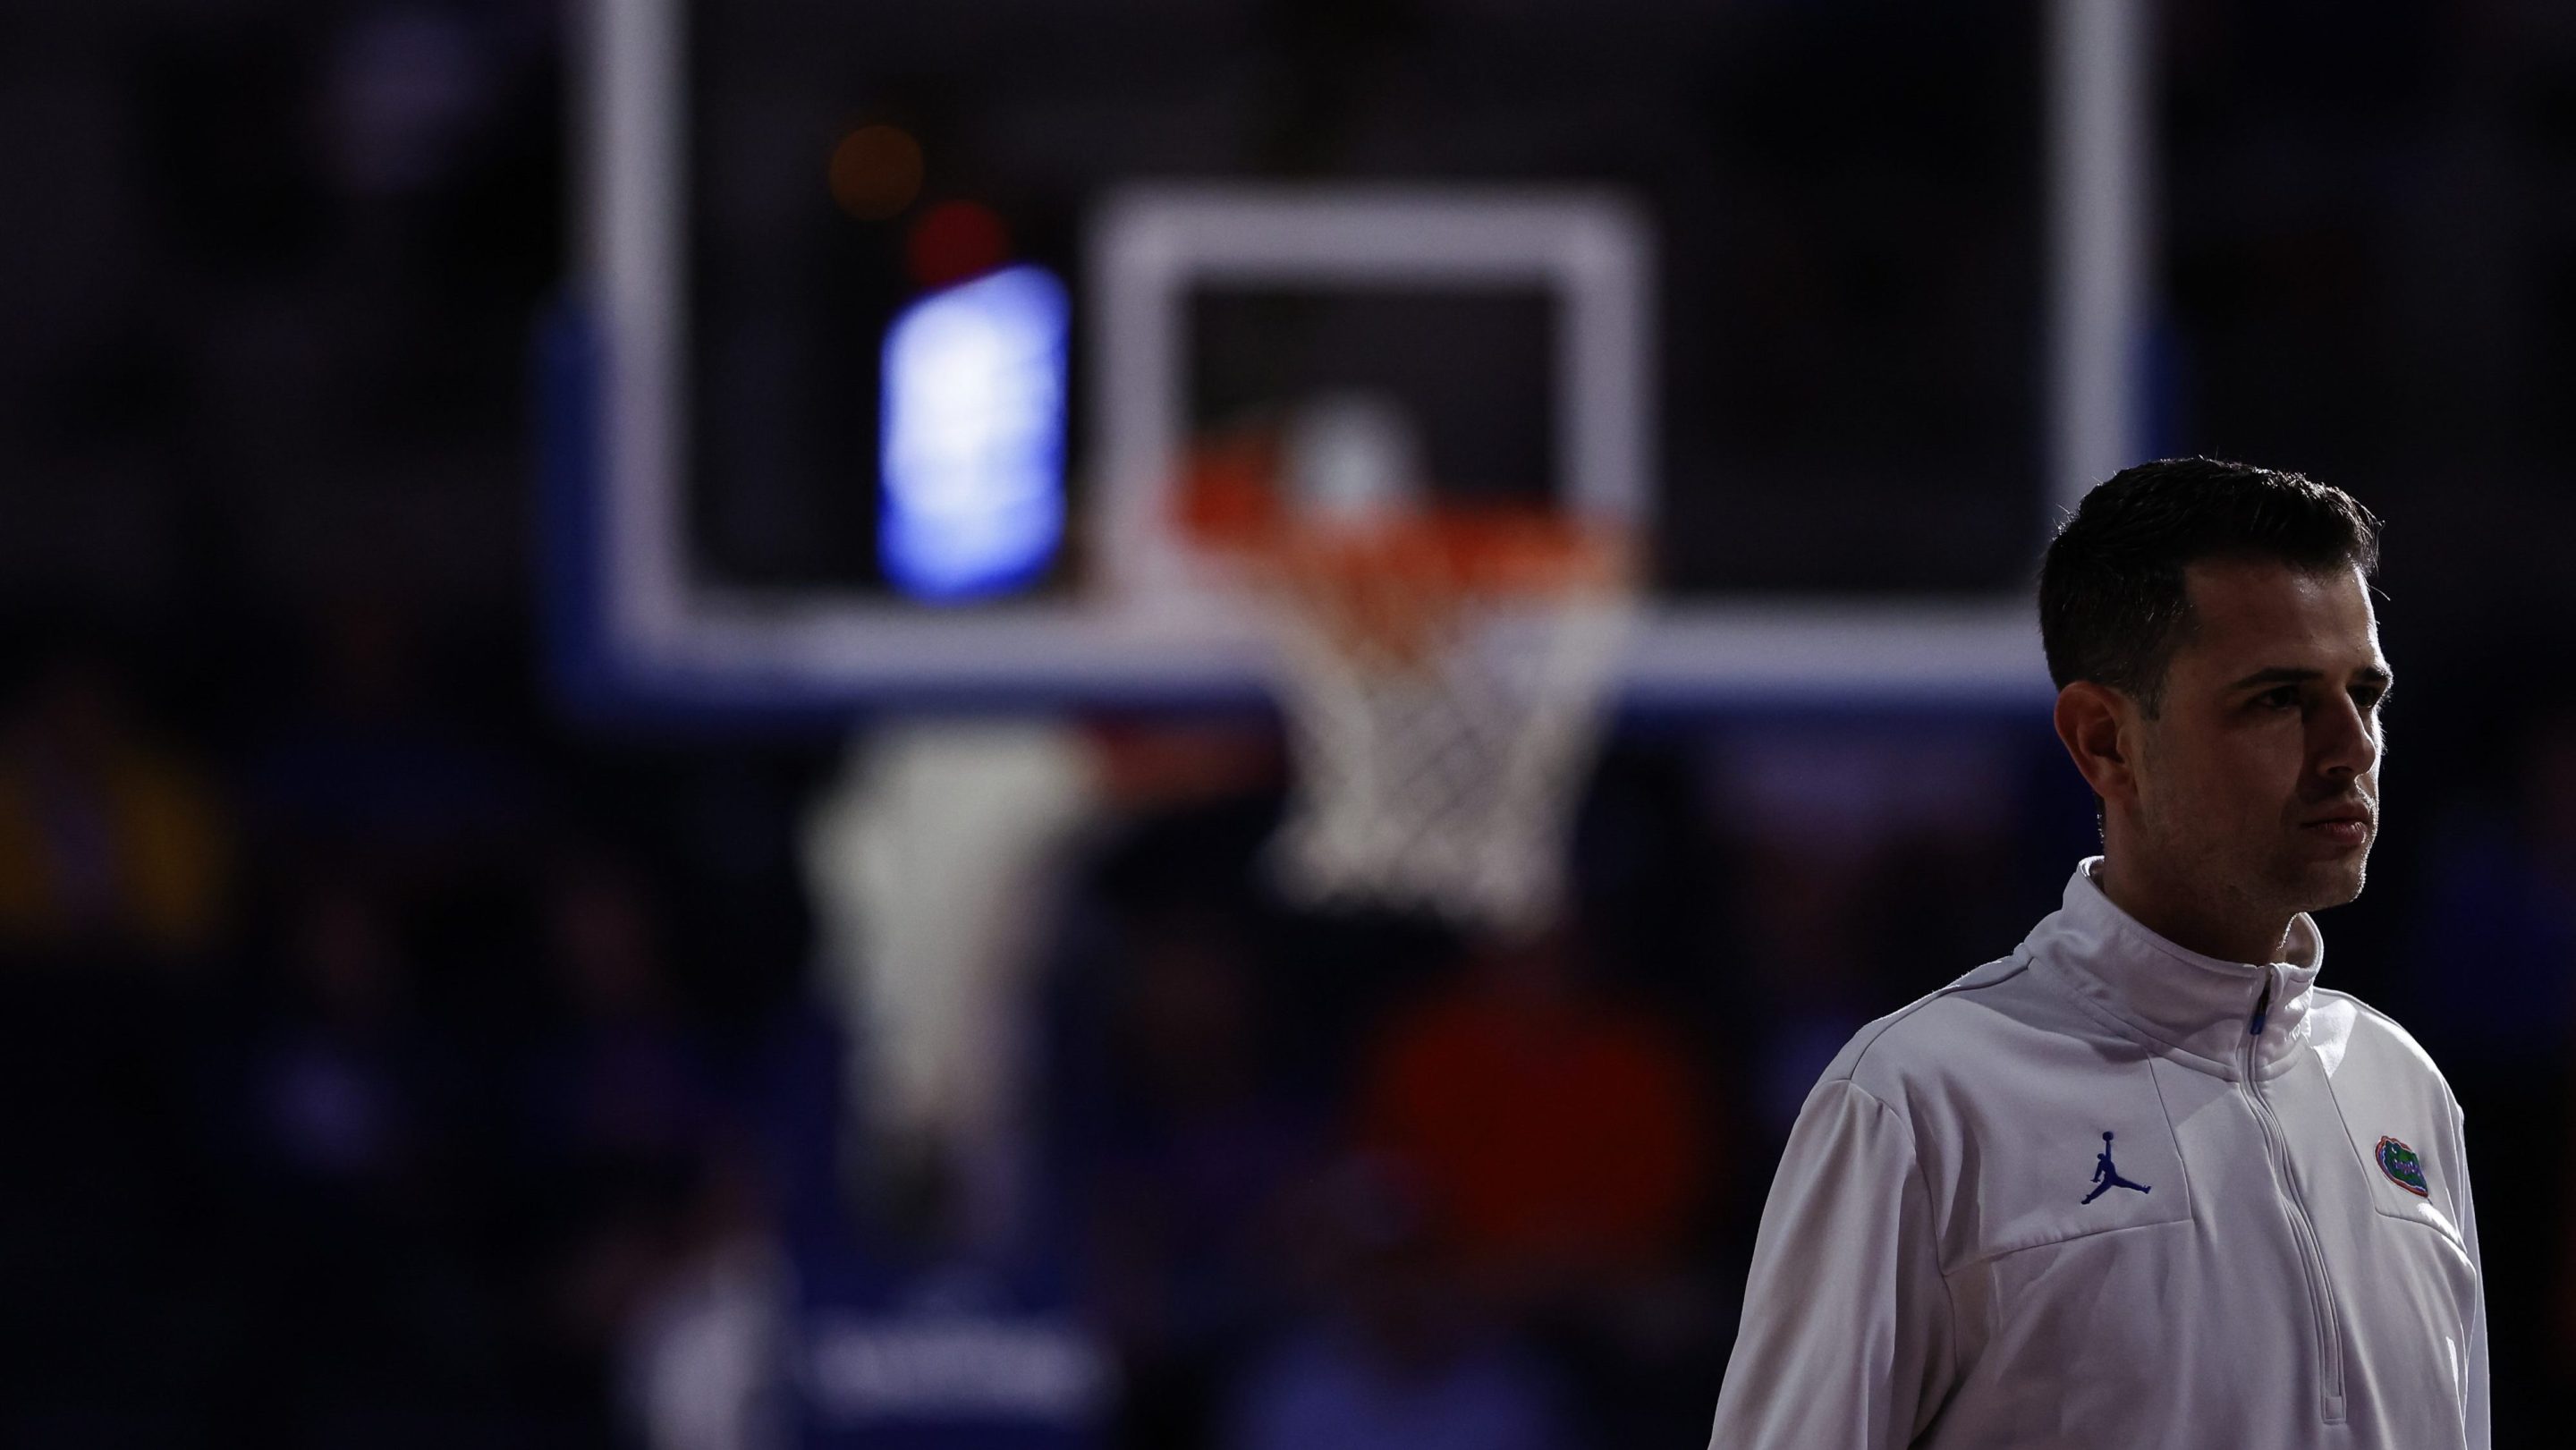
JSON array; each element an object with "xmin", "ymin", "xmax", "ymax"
[{"xmin": 1178, "ymin": 434, "xmax": 1637, "ymax": 937}]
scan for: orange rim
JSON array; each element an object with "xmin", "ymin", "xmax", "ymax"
[{"xmin": 1174, "ymin": 433, "xmax": 1632, "ymax": 665}]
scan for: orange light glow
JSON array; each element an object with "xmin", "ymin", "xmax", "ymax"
[{"xmin": 827, "ymin": 125, "xmax": 925, "ymax": 221}]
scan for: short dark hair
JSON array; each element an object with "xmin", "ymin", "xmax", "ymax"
[{"xmin": 2038, "ymin": 457, "xmax": 2381, "ymax": 717}]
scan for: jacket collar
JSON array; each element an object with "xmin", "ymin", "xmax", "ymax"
[{"xmin": 2022, "ymin": 855, "xmax": 2325, "ymax": 1079}]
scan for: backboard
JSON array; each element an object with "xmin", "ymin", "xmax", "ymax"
[{"xmin": 557, "ymin": 0, "xmax": 2152, "ymax": 716}]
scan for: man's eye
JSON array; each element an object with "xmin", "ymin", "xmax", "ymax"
[{"xmin": 2260, "ymin": 687, "xmax": 2301, "ymax": 709}]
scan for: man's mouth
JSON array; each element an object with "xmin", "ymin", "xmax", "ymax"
[{"xmin": 2299, "ymin": 810, "xmax": 2372, "ymax": 849}]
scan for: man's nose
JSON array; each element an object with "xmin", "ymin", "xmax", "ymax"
[{"xmin": 2312, "ymin": 691, "xmax": 2379, "ymax": 781}]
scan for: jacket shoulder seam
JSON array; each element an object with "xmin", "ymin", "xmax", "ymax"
[
  {"xmin": 2309, "ymin": 987, "xmax": 2462, "ymax": 1106},
  {"xmin": 1836, "ymin": 950, "xmax": 2035, "ymax": 1082}
]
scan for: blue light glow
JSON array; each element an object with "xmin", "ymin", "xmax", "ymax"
[{"xmin": 879, "ymin": 265, "xmax": 1070, "ymax": 602}]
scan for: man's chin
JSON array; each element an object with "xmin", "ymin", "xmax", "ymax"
[{"xmin": 2290, "ymin": 855, "xmax": 2369, "ymax": 914}]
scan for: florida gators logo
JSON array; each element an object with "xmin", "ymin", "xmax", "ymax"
[{"xmin": 2376, "ymin": 1136, "xmax": 2429, "ymax": 1197}]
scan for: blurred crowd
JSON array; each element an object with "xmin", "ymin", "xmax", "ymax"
[
  {"xmin": 3, "ymin": 619, "xmax": 2571, "ymax": 1446},
  {"xmin": 0, "ymin": 614, "xmax": 818, "ymax": 1443}
]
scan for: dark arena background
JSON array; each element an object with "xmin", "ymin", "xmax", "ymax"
[{"xmin": 3, "ymin": 1, "xmax": 2573, "ymax": 1446}]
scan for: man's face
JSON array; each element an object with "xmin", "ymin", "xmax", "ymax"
[{"xmin": 2130, "ymin": 558, "xmax": 2391, "ymax": 921}]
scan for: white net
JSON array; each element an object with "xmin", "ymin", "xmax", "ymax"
[{"xmin": 1261, "ymin": 564, "xmax": 1635, "ymax": 938}]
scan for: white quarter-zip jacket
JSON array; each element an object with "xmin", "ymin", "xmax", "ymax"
[{"xmin": 1707, "ymin": 857, "xmax": 2487, "ymax": 1449}]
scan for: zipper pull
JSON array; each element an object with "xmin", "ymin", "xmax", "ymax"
[{"xmin": 2249, "ymin": 977, "xmax": 2273, "ymax": 1037}]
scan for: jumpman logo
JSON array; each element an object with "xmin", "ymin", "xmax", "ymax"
[{"xmin": 2082, "ymin": 1131, "xmax": 2152, "ymax": 1203}]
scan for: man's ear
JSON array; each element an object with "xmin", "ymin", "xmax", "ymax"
[{"xmin": 2054, "ymin": 681, "xmax": 2143, "ymax": 811}]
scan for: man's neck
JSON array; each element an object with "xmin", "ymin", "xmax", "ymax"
[{"xmin": 2094, "ymin": 853, "xmax": 2294, "ymax": 966}]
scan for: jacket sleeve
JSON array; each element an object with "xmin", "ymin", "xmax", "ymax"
[
  {"xmin": 2453, "ymin": 1102, "xmax": 2490, "ymax": 1449},
  {"xmin": 1707, "ymin": 1076, "xmax": 1955, "ymax": 1450}
]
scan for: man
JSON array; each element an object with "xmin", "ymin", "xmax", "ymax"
[{"xmin": 1706, "ymin": 459, "xmax": 2487, "ymax": 1448}]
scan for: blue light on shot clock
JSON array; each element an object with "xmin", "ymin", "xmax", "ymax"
[{"xmin": 879, "ymin": 265, "xmax": 1069, "ymax": 602}]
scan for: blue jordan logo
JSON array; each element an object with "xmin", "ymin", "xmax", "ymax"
[{"xmin": 2082, "ymin": 1131, "xmax": 2152, "ymax": 1203}]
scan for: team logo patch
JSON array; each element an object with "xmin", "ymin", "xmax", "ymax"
[{"xmin": 2375, "ymin": 1136, "xmax": 2429, "ymax": 1197}]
